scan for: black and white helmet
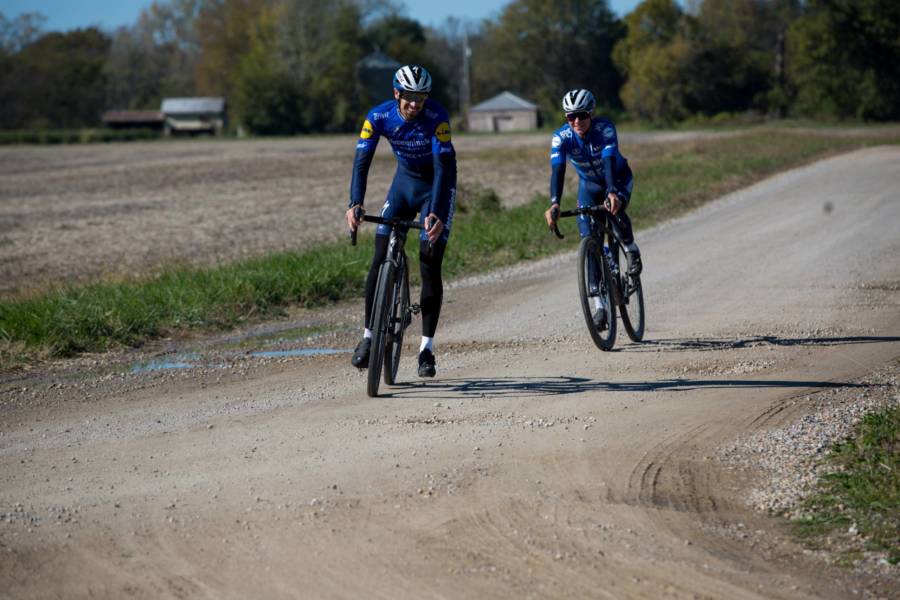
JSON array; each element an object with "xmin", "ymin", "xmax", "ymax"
[
  {"xmin": 562, "ymin": 89, "xmax": 596, "ymax": 114},
  {"xmin": 393, "ymin": 65, "xmax": 432, "ymax": 93}
]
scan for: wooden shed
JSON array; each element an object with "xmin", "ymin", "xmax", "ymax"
[
  {"xmin": 101, "ymin": 110, "xmax": 165, "ymax": 131},
  {"xmin": 161, "ymin": 97, "xmax": 227, "ymax": 136},
  {"xmin": 468, "ymin": 91, "xmax": 538, "ymax": 132}
]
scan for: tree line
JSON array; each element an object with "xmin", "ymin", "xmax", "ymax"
[{"xmin": 1, "ymin": 0, "xmax": 898, "ymax": 133}]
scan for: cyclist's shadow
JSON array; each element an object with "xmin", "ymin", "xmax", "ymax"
[
  {"xmin": 385, "ymin": 375, "xmax": 873, "ymax": 400},
  {"xmin": 617, "ymin": 334, "xmax": 900, "ymax": 353}
]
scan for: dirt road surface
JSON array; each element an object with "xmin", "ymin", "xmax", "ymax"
[{"xmin": 2, "ymin": 146, "xmax": 899, "ymax": 598}]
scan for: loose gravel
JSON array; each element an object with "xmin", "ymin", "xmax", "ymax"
[{"xmin": 718, "ymin": 362, "xmax": 900, "ymax": 579}]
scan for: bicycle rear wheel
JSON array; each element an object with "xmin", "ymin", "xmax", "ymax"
[
  {"xmin": 613, "ymin": 240, "xmax": 645, "ymax": 342},
  {"xmin": 577, "ymin": 236, "xmax": 617, "ymax": 351},
  {"xmin": 383, "ymin": 259, "xmax": 410, "ymax": 385},
  {"xmin": 367, "ymin": 261, "xmax": 395, "ymax": 397}
]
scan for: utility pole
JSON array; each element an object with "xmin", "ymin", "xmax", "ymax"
[{"xmin": 461, "ymin": 31, "xmax": 471, "ymax": 130}]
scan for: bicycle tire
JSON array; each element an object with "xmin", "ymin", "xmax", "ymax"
[
  {"xmin": 612, "ymin": 240, "xmax": 645, "ymax": 342},
  {"xmin": 577, "ymin": 236, "xmax": 617, "ymax": 351},
  {"xmin": 383, "ymin": 259, "xmax": 409, "ymax": 385},
  {"xmin": 367, "ymin": 261, "xmax": 395, "ymax": 397}
]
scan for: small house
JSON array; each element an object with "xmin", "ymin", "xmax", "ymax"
[
  {"xmin": 161, "ymin": 97, "xmax": 227, "ymax": 136},
  {"xmin": 468, "ymin": 91, "xmax": 538, "ymax": 132}
]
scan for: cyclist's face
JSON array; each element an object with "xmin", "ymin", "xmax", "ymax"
[
  {"xmin": 567, "ymin": 111, "xmax": 592, "ymax": 136},
  {"xmin": 395, "ymin": 88, "xmax": 426, "ymax": 120}
]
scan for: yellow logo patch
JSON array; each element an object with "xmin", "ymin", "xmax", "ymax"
[
  {"xmin": 435, "ymin": 121, "xmax": 451, "ymax": 143},
  {"xmin": 359, "ymin": 119, "xmax": 374, "ymax": 139}
]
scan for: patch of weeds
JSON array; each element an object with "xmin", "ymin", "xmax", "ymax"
[
  {"xmin": 793, "ymin": 405, "xmax": 900, "ymax": 565},
  {"xmin": 455, "ymin": 181, "xmax": 502, "ymax": 214}
]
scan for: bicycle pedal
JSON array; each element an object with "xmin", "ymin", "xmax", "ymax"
[{"xmin": 408, "ymin": 303, "xmax": 421, "ymax": 315}]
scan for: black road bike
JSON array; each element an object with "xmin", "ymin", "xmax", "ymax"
[
  {"xmin": 351, "ymin": 213, "xmax": 423, "ymax": 397},
  {"xmin": 551, "ymin": 203, "xmax": 645, "ymax": 350}
]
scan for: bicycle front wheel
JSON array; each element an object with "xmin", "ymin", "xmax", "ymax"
[
  {"xmin": 577, "ymin": 236, "xmax": 617, "ymax": 351},
  {"xmin": 383, "ymin": 259, "xmax": 410, "ymax": 385},
  {"xmin": 367, "ymin": 261, "xmax": 395, "ymax": 397}
]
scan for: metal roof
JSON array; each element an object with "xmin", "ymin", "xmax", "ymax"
[
  {"xmin": 359, "ymin": 51, "xmax": 401, "ymax": 70},
  {"xmin": 470, "ymin": 91, "xmax": 537, "ymax": 112},
  {"xmin": 161, "ymin": 97, "xmax": 226, "ymax": 115}
]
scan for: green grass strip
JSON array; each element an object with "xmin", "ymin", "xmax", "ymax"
[
  {"xmin": 1, "ymin": 129, "xmax": 898, "ymax": 366},
  {"xmin": 793, "ymin": 405, "xmax": 900, "ymax": 565}
]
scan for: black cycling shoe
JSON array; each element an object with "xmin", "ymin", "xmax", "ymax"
[
  {"xmin": 351, "ymin": 337, "xmax": 371, "ymax": 369},
  {"xmin": 417, "ymin": 349, "xmax": 436, "ymax": 378},
  {"xmin": 626, "ymin": 251, "xmax": 643, "ymax": 276}
]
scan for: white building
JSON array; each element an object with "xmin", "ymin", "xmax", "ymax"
[
  {"xmin": 161, "ymin": 97, "xmax": 227, "ymax": 136},
  {"xmin": 468, "ymin": 91, "xmax": 538, "ymax": 132}
]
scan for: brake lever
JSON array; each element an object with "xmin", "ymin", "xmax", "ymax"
[
  {"xmin": 424, "ymin": 216, "xmax": 435, "ymax": 255},
  {"xmin": 549, "ymin": 205, "xmax": 564, "ymax": 239}
]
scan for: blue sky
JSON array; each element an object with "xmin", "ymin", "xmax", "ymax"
[{"xmin": 1, "ymin": 0, "xmax": 643, "ymax": 33}]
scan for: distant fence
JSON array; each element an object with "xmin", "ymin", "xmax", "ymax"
[{"xmin": 0, "ymin": 128, "xmax": 163, "ymax": 145}]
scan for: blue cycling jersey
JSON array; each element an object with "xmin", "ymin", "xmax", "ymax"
[
  {"xmin": 549, "ymin": 118, "xmax": 631, "ymax": 204},
  {"xmin": 349, "ymin": 99, "xmax": 456, "ymax": 224}
]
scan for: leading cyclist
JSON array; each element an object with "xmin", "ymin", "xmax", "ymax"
[
  {"xmin": 345, "ymin": 65, "xmax": 457, "ymax": 378},
  {"xmin": 544, "ymin": 89, "xmax": 643, "ymax": 279}
]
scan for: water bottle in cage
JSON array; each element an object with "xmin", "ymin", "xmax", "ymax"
[{"xmin": 603, "ymin": 246, "xmax": 619, "ymax": 275}]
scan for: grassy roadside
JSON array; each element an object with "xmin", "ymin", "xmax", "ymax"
[
  {"xmin": 793, "ymin": 405, "xmax": 900, "ymax": 566},
  {"xmin": 1, "ymin": 129, "xmax": 898, "ymax": 366}
]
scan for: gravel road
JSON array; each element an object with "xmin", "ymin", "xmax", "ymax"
[{"xmin": 1, "ymin": 145, "xmax": 899, "ymax": 599}]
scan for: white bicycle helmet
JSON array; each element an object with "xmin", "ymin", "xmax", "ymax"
[
  {"xmin": 562, "ymin": 89, "xmax": 596, "ymax": 114},
  {"xmin": 393, "ymin": 65, "xmax": 432, "ymax": 94}
]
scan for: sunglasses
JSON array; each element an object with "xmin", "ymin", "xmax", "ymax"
[
  {"xmin": 400, "ymin": 91, "xmax": 428, "ymax": 103},
  {"xmin": 566, "ymin": 111, "xmax": 591, "ymax": 122}
]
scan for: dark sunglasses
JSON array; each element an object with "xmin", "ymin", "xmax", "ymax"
[
  {"xmin": 400, "ymin": 91, "xmax": 428, "ymax": 103},
  {"xmin": 566, "ymin": 111, "xmax": 591, "ymax": 122}
]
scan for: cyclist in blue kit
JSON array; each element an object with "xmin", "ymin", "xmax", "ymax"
[
  {"xmin": 544, "ymin": 89, "xmax": 642, "ymax": 276},
  {"xmin": 345, "ymin": 65, "xmax": 456, "ymax": 378}
]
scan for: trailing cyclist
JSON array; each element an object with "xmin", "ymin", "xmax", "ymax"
[
  {"xmin": 544, "ymin": 89, "xmax": 643, "ymax": 333},
  {"xmin": 544, "ymin": 89, "xmax": 643, "ymax": 281},
  {"xmin": 345, "ymin": 65, "xmax": 457, "ymax": 378}
]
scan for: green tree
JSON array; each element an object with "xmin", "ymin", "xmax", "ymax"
[
  {"xmin": 3, "ymin": 27, "xmax": 111, "ymax": 128},
  {"xmin": 232, "ymin": 4, "xmax": 305, "ymax": 133},
  {"xmin": 613, "ymin": 0, "xmax": 690, "ymax": 123},
  {"xmin": 690, "ymin": 0, "xmax": 801, "ymax": 116},
  {"xmin": 0, "ymin": 11, "xmax": 46, "ymax": 52},
  {"xmin": 472, "ymin": 0, "xmax": 623, "ymax": 121},
  {"xmin": 195, "ymin": 0, "xmax": 273, "ymax": 98},
  {"xmin": 104, "ymin": 0, "xmax": 201, "ymax": 110},
  {"xmin": 788, "ymin": 0, "xmax": 900, "ymax": 120},
  {"xmin": 276, "ymin": 0, "xmax": 365, "ymax": 132}
]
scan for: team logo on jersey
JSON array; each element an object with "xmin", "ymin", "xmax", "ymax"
[
  {"xmin": 360, "ymin": 119, "xmax": 375, "ymax": 139},
  {"xmin": 603, "ymin": 125, "xmax": 614, "ymax": 139},
  {"xmin": 551, "ymin": 135, "xmax": 561, "ymax": 148},
  {"xmin": 435, "ymin": 122, "xmax": 452, "ymax": 142}
]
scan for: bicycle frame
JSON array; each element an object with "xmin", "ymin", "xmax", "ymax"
[{"xmin": 351, "ymin": 212, "xmax": 424, "ymax": 396}]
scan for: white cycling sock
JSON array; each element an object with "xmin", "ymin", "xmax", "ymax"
[
  {"xmin": 420, "ymin": 336, "xmax": 433, "ymax": 352},
  {"xmin": 364, "ymin": 329, "xmax": 372, "ymax": 339}
]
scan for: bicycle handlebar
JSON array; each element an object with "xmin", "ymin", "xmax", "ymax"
[
  {"xmin": 349, "ymin": 209, "xmax": 426, "ymax": 247},
  {"xmin": 549, "ymin": 203, "xmax": 613, "ymax": 240}
]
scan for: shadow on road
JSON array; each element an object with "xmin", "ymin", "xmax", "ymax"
[
  {"xmin": 386, "ymin": 375, "xmax": 878, "ymax": 400},
  {"xmin": 617, "ymin": 334, "xmax": 900, "ymax": 353}
]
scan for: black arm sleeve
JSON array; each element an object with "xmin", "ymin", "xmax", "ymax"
[
  {"xmin": 349, "ymin": 145, "xmax": 376, "ymax": 207},
  {"xmin": 550, "ymin": 162, "xmax": 566, "ymax": 204}
]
